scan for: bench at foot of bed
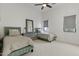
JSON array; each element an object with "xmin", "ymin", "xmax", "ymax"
[
  {"xmin": 31, "ymin": 49, "xmax": 33, "ymax": 52},
  {"xmin": 8, "ymin": 45, "xmax": 33, "ymax": 56}
]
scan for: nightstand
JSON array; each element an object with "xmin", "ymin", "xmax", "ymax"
[{"xmin": 24, "ymin": 33, "xmax": 37, "ymax": 40}]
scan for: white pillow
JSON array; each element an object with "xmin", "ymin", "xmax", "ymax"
[{"xmin": 9, "ymin": 29, "xmax": 20, "ymax": 36}]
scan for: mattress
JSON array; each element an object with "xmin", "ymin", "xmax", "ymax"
[
  {"xmin": 37, "ymin": 33, "xmax": 55, "ymax": 42},
  {"xmin": 2, "ymin": 35, "xmax": 33, "ymax": 56},
  {"xmin": 37, "ymin": 34, "xmax": 49, "ymax": 39}
]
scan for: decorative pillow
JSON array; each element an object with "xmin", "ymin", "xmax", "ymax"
[{"xmin": 9, "ymin": 29, "xmax": 20, "ymax": 36}]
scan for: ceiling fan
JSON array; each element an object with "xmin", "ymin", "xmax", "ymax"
[{"xmin": 34, "ymin": 3, "xmax": 56, "ymax": 10}]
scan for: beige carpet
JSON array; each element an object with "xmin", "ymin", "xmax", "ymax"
[{"xmin": 24, "ymin": 39, "xmax": 79, "ymax": 56}]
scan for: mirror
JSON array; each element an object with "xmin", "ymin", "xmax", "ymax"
[{"xmin": 26, "ymin": 19, "xmax": 34, "ymax": 33}]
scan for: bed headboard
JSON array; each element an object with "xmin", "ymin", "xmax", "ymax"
[{"xmin": 4, "ymin": 27, "xmax": 21, "ymax": 36}]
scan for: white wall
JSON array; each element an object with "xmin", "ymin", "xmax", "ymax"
[
  {"xmin": 40, "ymin": 9, "xmax": 50, "ymax": 34},
  {"xmin": 48, "ymin": 3, "xmax": 79, "ymax": 45},
  {"xmin": 0, "ymin": 3, "xmax": 42, "ymax": 37}
]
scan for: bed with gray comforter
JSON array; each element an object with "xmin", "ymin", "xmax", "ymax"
[{"xmin": 37, "ymin": 33, "xmax": 56, "ymax": 42}]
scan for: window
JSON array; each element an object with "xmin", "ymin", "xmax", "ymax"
[
  {"xmin": 43, "ymin": 20, "xmax": 48, "ymax": 32},
  {"xmin": 43, "ymin": 20, "xmax": 48, "ymax": 27},
  {"xmin": 63, "ymin": 15, "xmax": 76, "ymax": 32}
]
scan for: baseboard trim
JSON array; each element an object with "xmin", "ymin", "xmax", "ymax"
[{"xmin": 56, "ymin": 40, "xmax": 79, "ymax": 47}]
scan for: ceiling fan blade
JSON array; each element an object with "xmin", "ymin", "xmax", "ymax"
[
  {"xmin": 41, "ymin": 6, "xmax": 44, "ymax": 10},
  {"xmin": 52, "ymin": 3, "xmax": 56, "ymax": 5},
  {"xmin": 43, "ymin": 3, "xmax": 48, "ymax": 4},
  {"xmin": 34, "ymin": 4, "xmax": 43, "ymax": 6},
  {"xmin": 46, "ymin": 5, "xmax": 52, "ymax": 8}
]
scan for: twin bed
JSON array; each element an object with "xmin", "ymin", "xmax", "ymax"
[
  {"xmin": 37, "ymin": 33, "xmax": 57, "ymax": 42},
  {"xmin": 2, "ymin": 27, "xmax": 33, "ymax": 56}
]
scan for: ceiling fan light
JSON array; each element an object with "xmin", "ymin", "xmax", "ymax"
[{"xmin": 43, "ymin": 4, "xmax": 46, "ymax": 7}]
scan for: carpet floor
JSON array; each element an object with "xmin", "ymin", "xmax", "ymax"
[{"xmin": 24, "ymin": 39, "xmax": 79, "ymax": 56}]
